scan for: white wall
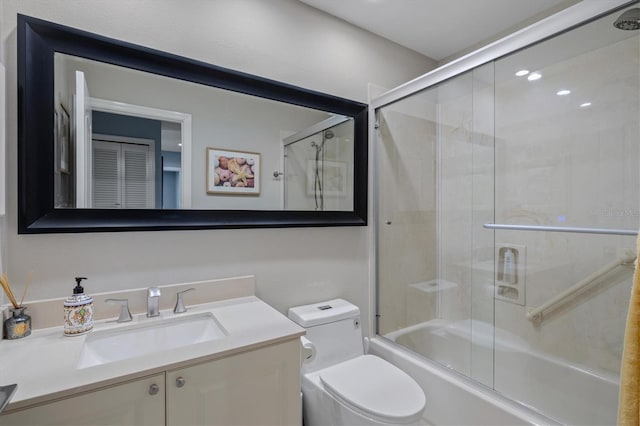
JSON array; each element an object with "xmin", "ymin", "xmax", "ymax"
[{"xmin": 0, "ymin": 0, "xmax": 436, "ymax": 331}]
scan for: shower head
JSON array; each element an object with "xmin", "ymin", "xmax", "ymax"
[
  {"xmin": 324, "ymin": 130, "xmax": 335, "ymax": 139},
  {"xmin": 310, "ymin": 140, "xmax": 322, "ymax": 151},
  {"xmin": 613, "ymin": 8, "xmax": 640, "ymax": 30}
]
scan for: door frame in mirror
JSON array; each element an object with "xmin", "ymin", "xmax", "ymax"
[
  {"xmin": 17, "ymin": 14, "xmax": 368, "ymax": 233},
  {"xmin": 89, "ymin": 97, "xmax": 193, "ymax": 210}
]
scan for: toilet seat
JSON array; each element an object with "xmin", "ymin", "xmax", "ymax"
[{"xmin": 319, "ymin": 355, "xmax": 426, "ymax": 424}]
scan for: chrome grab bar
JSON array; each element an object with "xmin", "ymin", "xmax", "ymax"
[
  {"xmin": 483, "ymin": 223, "xmax": 637, "ymax": 236},
  {"xmin": 526, "ymin": 255, "xmax": 636, "ymax": 323}
]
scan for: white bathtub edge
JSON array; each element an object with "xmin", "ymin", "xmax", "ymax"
[{"xmin": 368, "ymin": 337, "xmax": 562, "ymax": 426}]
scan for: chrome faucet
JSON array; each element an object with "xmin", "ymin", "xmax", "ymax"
[{"xmin": 147, "ymin": 287, "xmax": 161, "ymax": 317}]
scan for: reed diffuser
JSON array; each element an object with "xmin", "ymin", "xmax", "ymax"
[{"xmin": 0, "ymin": 273, "xmax": 32, "ymax": 339}]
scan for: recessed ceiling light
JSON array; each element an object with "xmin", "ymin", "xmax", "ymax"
[
  {"xmin": 178, "ymin": 143, "xmax": 183, "ymax": 147},
  {"xmin": 515, "ymin": 69, "xmax": 530, "ymax": 77},
  {"xmin": 556, "ymin": 89, "xmax": 571, "ymax": 96},
  {"xmin": 527, "ymin": 72, "xmax": 542, "ymax": 81},
  {"xmin": 580, "ymin": 102, "xmax": 592, "ymax": 108}
]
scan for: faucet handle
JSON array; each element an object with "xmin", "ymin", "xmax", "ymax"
[
  {"xmin": 174, "ymin": 288, "xmax": 195, "ymax": 314},
  {"xmin": 105, "ymin": 298, "xmax": 132, "ymax": 323}
]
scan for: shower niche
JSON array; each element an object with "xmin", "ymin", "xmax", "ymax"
[{"xmin": 495, "ymin": 244, "xmax": 526, "ymax": 305}]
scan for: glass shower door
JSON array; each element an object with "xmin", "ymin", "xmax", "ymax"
[
  {"xmin": 376, "ymin": 65, "xmax": 495, "ymax": 386},
  {"xmin": 490, "ymin": 8, "xmax": 639, "ymax": 423},
  {"xmin": 284, "ymin": 133, "xmax": 318, "ymax": 210},
  {"xmin": 284, "ymin": 120, "xmax": 354, "ymax": 211},
  {"xmin": 376, "ymin": 4, "xmax": 639, "ymax": 424}
]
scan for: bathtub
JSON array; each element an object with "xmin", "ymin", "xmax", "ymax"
[{"xmin": 369, "ymin": 319, "xmax": 619, "ymax": 425}]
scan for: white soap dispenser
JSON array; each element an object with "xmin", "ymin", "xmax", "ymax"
[
  {"xmin": 63, "ymin": 277, "xmax": 94, "ymax": 336},
  {"xmin": 502, "ymin": 248, "xmax": 516, "ymax": 285}
]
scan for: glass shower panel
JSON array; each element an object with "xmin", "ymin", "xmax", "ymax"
[
  {"xmin": 469, "ymin": 62, "xmax": 496, "ymax": 385},
  {"xmin": 376, "ymin": 4, "xmax": 639, "ymax": 425},
  {"xmin": 377, "ymin": 85, "xmax": 439, "ymax": 336},
  {"xmin": 492, "ymin": 8, "xmax": 639, "ymax": 423},
  {"xmin": 284, "ymin": 120, "xmax": 354, "ymax": 211},
  {"xmin": 377, "ymin": 68, "xmax": 495, "ymax": 386},
  {"xmin": 284, "ymin": 134, "xmax": 318, "ymax": 210},
  {"xmin": 319, "ymin": 120, "xmax": 354, "ymax": 211}
]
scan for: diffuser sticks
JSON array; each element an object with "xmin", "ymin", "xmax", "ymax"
[
  {"xmin": 0, "ymin": 273, "xmax": 32, "ymax": 339},
  {"xmin": 0, "ymin": 273, "xmax": 20, "ymax": 308}
]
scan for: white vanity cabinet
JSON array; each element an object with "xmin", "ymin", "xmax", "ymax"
[
  {"xmin": 166, "ymin": 339, "xmax": 301, "ymax": 425},
  {"xmin": 1, "ymin": 339, "xmax": 301, "ymax": 426},
  {"xmin": 0, "ymin": 373, "xmax": 165, "ymax": 426}
]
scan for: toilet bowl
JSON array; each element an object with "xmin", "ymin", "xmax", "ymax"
[{"xmin": 288, "ymin": 299, "xmax": 426, "ymax": 425}]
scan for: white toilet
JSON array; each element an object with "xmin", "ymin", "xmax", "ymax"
[{"xmin": 288, "ymin": 299, "xmax": 426, "ymax": 426}]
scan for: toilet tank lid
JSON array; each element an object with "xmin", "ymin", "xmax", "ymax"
[{"xmin": 288, "ymin": 299, "xmax": 359, "ymax": 327}]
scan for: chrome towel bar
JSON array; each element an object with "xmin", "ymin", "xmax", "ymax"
[{"xmin": 483, "ymin": 224, "xmax": 637, "ymax": 236}]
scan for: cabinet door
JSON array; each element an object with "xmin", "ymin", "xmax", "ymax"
[
  {"xmin": 0, "ymin": 374, "xmax": 165, "ymax": 426},
  {"xmin": 167, "ymin": 340, "xmax": 301, "ymax": 426}
]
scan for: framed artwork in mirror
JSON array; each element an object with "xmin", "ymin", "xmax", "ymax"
[{"xmin": 206, "ymin": 148, "xmax": 260, "ymax": 195}]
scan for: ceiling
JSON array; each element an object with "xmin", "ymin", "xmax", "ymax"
[{"xmin": 299, "ymin": 0, "xmax": 580, "ymax": 62}]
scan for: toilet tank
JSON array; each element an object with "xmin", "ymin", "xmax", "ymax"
[{"xmin": 288, "ymin": 299, "xmax": 364, "ymax": 374}]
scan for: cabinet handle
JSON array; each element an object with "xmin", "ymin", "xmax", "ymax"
[
  {"xmin": 176, "ymin": 377, "xmax": 186, "ymax": 388},
  {"xmin": 148, "ymin": 384, "xmax": 160, "ymax": 396}
]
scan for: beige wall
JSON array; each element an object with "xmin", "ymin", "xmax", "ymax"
[{"xmin": 0, "ymin": 0, "xmax": 437, "ymax": 332}]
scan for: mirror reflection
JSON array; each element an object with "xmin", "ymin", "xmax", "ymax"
[{"xmin": 53, "ymin": 53, "xmax": 355, "ymax": 211}]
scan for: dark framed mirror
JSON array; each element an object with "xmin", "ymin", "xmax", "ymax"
[{"xmin": 18, "ymin": 14, "xmax": 368, "ymax": 233}]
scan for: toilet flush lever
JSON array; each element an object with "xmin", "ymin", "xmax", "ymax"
[
  {"xmin": 174, "ymin": 288, "xmax": 195, "ymax": 314},
  {"xmin": 300, "ymin": 336, "xmax": 315, "ymax": 364}
]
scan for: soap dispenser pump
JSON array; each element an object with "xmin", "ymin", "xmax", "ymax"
[{"xmin": 63, "ymin": 277, "xmax": 94, "ymax": 336}]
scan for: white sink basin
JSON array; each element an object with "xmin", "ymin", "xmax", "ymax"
[{"xmin": 77, "ymin": 313, "xmax": 227, "ymax": 369}]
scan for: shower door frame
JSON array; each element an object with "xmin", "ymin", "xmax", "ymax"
[{"xmin": 369, "ymin": 0, "xmax": 636, "ymax": 337}]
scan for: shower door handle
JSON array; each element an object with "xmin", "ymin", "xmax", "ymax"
[{"xmin": 385, "ymin": 220, "xmax": 392, "ymax": 225}]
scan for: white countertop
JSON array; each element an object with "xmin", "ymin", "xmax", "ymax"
[{"xmin": 0, "ymin": 296, "xmax": 305, "ymax": 412}]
